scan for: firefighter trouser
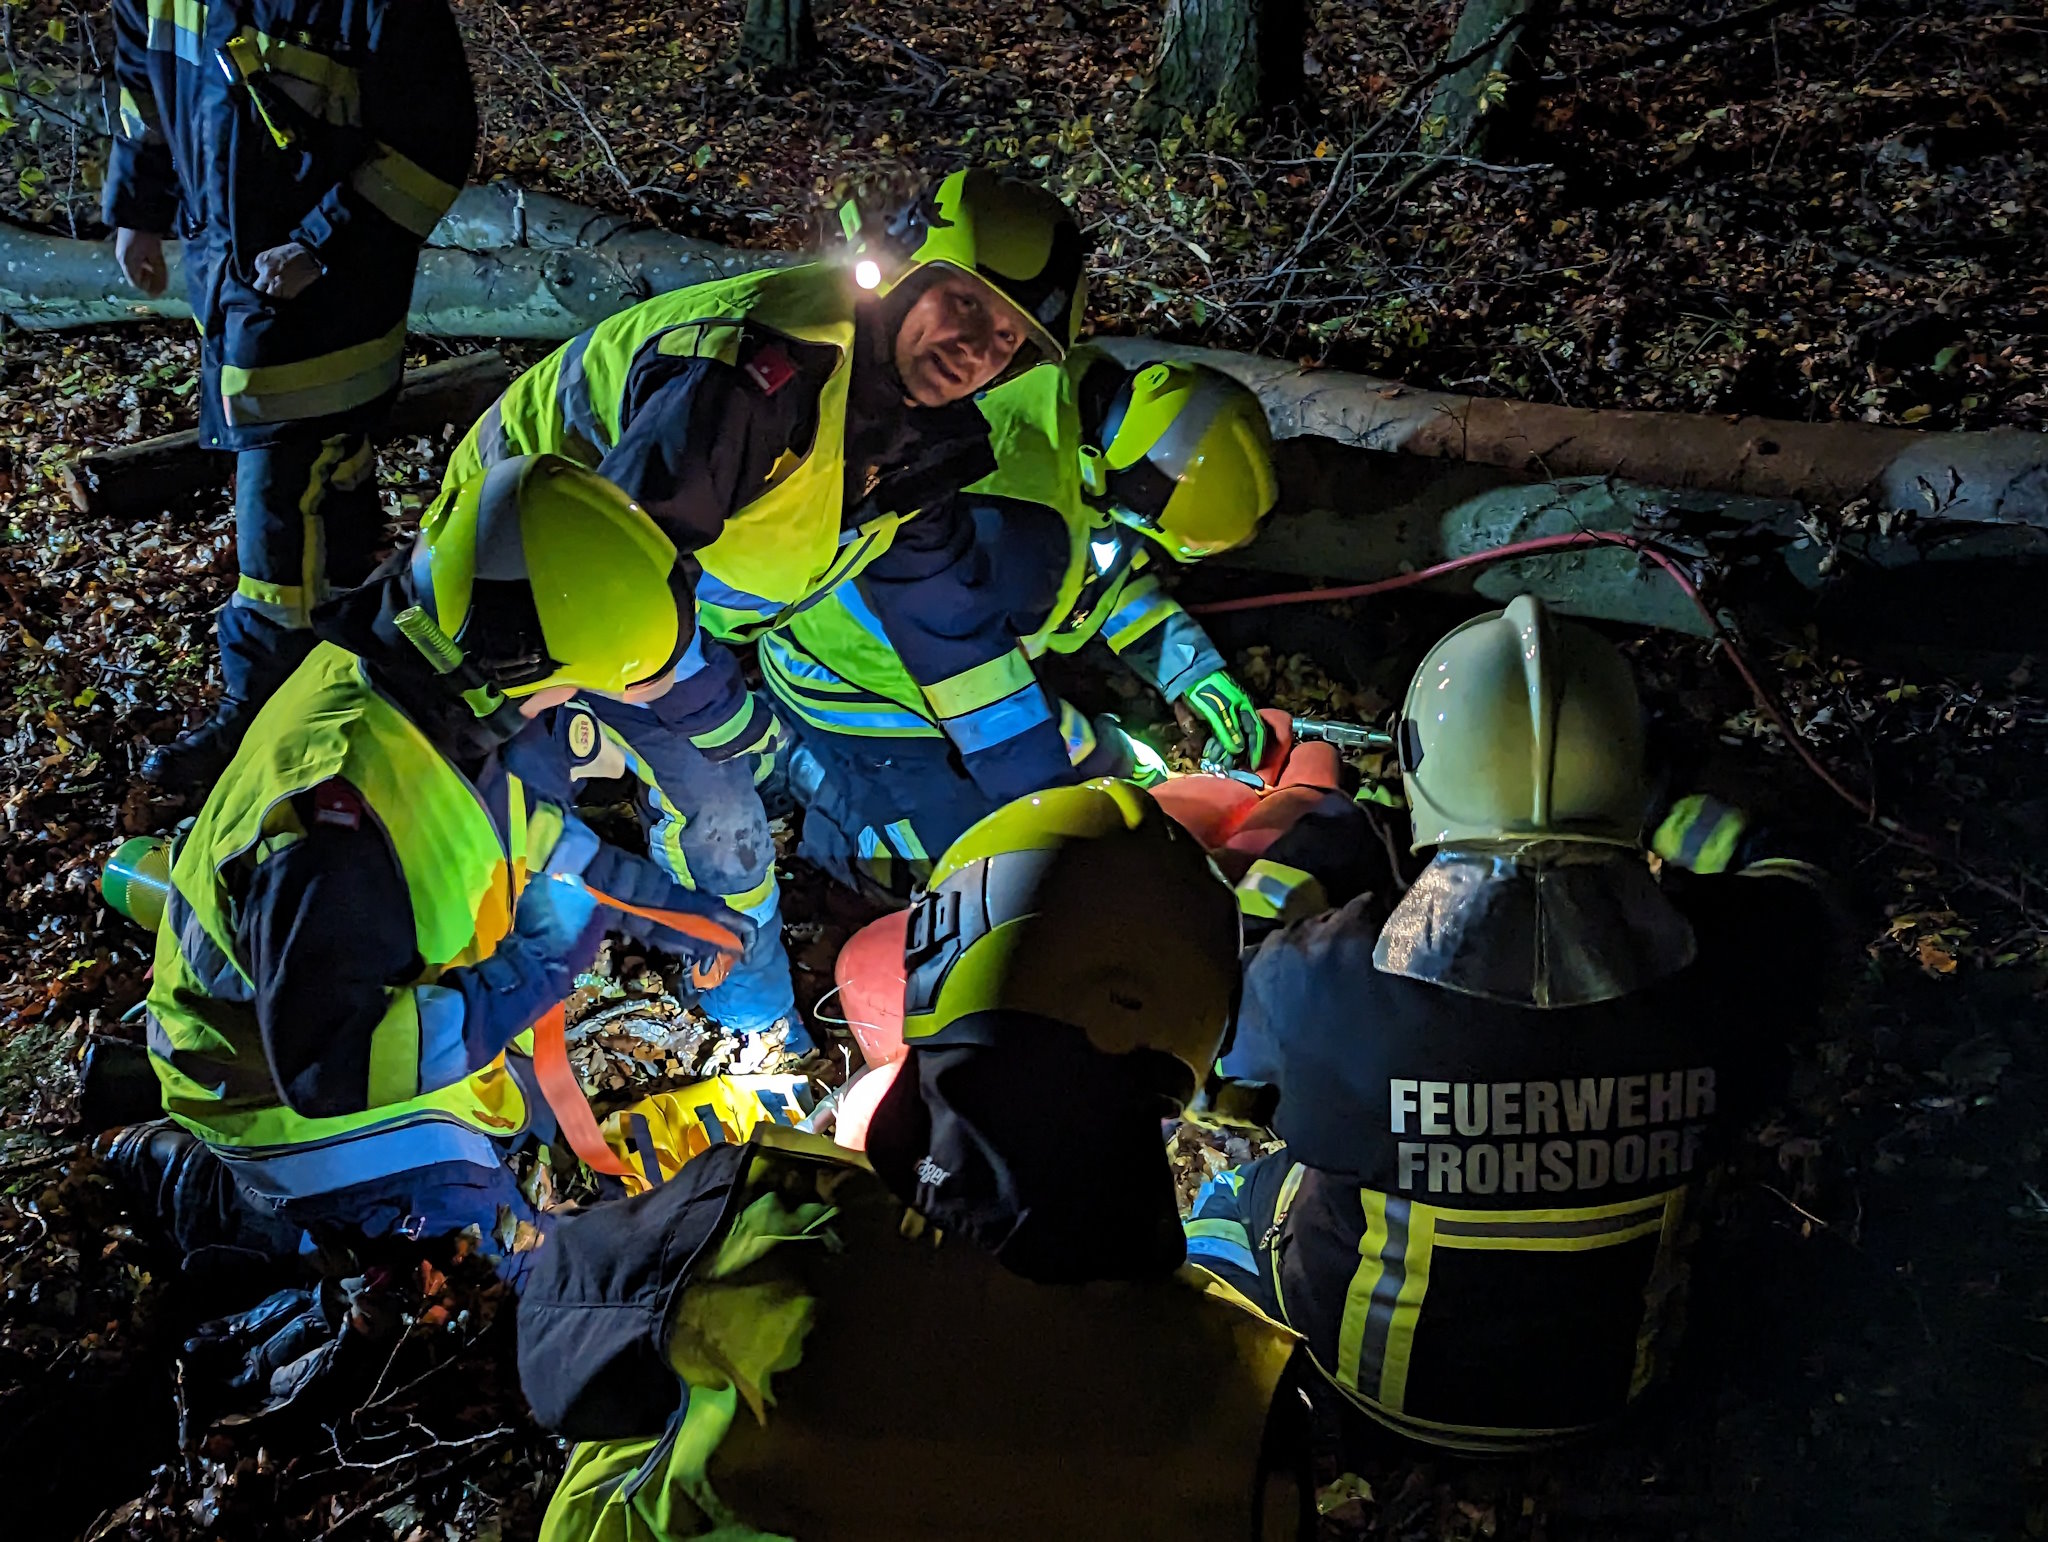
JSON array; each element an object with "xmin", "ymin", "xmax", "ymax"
[
  {"xmin": 789, "ymin": 715, "xmax": 1134, "ymax": 902},
  {"xmin": 134, "ymin": 1121, "xmax": 541, "ymax": 1280},
  {"xmin": 218, "ymin": 433, "xmax": 381, "ymax": 707},
  {"xmin": 584, "ymin": 692, "xmax": 800, "ymax": 1040},
  {"xmin": 1184, "ymin": 1148, "xmax": 1294, "ymax": 1321}
]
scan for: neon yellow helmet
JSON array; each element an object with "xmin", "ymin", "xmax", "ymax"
[
  {"xmin": 1397, "ymin": 594, "xmax": 1646, "ymax": 852},
  {"xmin": 842, "ymin": 168, "xmax": 1087, "ymax": 363},
  {"xmin": 407, "ymin": 455, "xmax": 689, "ymax": 700},
  {"xmin": 899, "ymin": 779, "xmax": 1240, "ymax": 1109},
  {"xmin": 1071, "ymin": 350, "xmax": 1278, "ymax": 562}
]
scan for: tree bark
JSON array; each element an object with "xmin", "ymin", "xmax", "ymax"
[
  {"xmin": 9, "ymin": 188, "xmax": 2044, "ymax": 535},
  {"xmin": 0, "ymin": 184, "xmax": 788, "ymax": 335},
  {"xmin": 60, "ymin": 351, "xmax": 514, "ymax": 517},
  {"xmin": 1228, "ymin": 438, "xmax": 2048, "ymax": 650},
  {"xmin": 1422, "ymin": 0, "xmax": 1559, "ymax": 158},
  {"xmin": 1144, "ymin": 0, "xmax": 1306, "ymax": 126},
  {"xmin": 1091, "ymin": 336, "xmax": 2048, "ymax": 529},
  {"xmin": 737, "ymin": 0, "xmax": 818, "ymax": 72}
]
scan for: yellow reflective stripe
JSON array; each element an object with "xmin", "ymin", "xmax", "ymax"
[
  {"xmin": 689, "ymin": 699, "xmax": 761, "ymax": 753},
  {"xmin": 1375, "ymin": 1207, "xmax": 1434, "ymax": 1412},
  {"xmin": 350, "ymin": 143, "xmax": 461, "ymax": 237},
  {"xmin": 922, "ymin": 648, "xmax": 1035, "ymax": 718},
  {"xmin": 1651, "ymin": 793, "xmax": 1746, "ymax": 874},
  {"xmin": 1431, "ymin": 1217, "xmax": 1667, "ymax": 1252},
  {"xmin": 1336, "ymin": 1190, "xmax": 1390, "ymax": 1396},
  {"xmin": 220, "ymin": 324, "xmax": 406, "ymax": 427},
  {"xmin": 1427, "ymin": 1193, "xmax": 1675, "ymax": 1226},
  {"xmin": 235, "ymin": 574, "xmax": 311, "ymax": 627},
  {"xmin": 1104, "ymin": 585, "xmax": 1176, "ymax": 652},
  {"xmin": 251, "ymin": 30, "xmax": 362, "ymax": 122},
  {"xmin": 720, "ymin": 869, "xmax": 778, "ymax": 914},
  {"xmin": 365, "ymin": 992, "xmax": 422, "ymax": 1108},
  {"xmin": 526, "ymin": 800, "xmax": 567, "ymax": 876},
  {"xmin": 882, "ymin": 818, "xmax": 928, "ymax": 862},
  {"xmin": 146, "ymin": 0, "xmax": 206, "ymax": 63},
  {"xmin": 117, "ymin": 86, "xmax": 163, "ymax": 141}
]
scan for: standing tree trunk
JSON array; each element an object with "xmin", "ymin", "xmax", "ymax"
[
  {"xmin": 1422, "ymin": 0, "xmax": 1559, "ymax": 158},
  {"xmin": 1143, "ymin": 0, "xmax": 1306, "ymax": 127},
  {"xmin": 737, "ymin": 0, "xmax": 818, "ymax": 72}
]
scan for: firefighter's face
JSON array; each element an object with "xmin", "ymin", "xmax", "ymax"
[{"xmin": 894, "ymin": 269, "xmax": 1029, "ymax": 407}]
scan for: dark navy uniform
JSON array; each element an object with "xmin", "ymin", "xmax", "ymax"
[
  {"xmin": 1191, "ymin": 859, "xmax": 1832, "ymax": 1449},
  {"xmin": 107, "ymin": 0, "xmax": 476, "ymax": 715}
]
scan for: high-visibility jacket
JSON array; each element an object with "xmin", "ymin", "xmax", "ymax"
[
  {"xmin": 522, "ymin": 1128, "xmax": 1306, "ymax": 1542},
  {"xmin": 145, "ymin": 643, "xmax": 554, "ymax": 1200},
  {"xmin": 105, "ymin": 0, "xmax": 476, "ymax": 450},
  {"xmin": 1209, "ymin": 865, "xmax": 1829, "ymax": 1450},
  {"xmin": 759, "ymin": 352, "xmax": 1226, "ymax": 765},
  {"xmin": 442, "ymin": 265, "xmax": 918, "ymax": 647}
]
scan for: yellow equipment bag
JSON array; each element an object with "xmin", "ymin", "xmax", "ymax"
[{"xmin": 601, "ymin": 1075, "xmax": 811, "ymax": 1196}]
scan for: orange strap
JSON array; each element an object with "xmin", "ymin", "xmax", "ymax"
[{"xmin": 527, "ymin": 885, "xmax": 747, "ymax": 1179}]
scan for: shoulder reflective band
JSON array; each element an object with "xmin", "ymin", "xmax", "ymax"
[{"xmin": 531, "ymin": 884, "xmax": 750, "ymax": 1177}]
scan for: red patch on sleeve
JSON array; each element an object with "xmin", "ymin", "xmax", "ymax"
[
  {"xmin": 743, "ymin": 344, "xmax": 797, "ymax": 397},
  {"xmin": 312, "ymin": 779, "xmax": 364, "ymax": 831}
]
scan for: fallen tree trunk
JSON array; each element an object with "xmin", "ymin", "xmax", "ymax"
[
  {"xmin": 1091, "ymin": 337, "xmax": 2048, "ymax": 528},
  {"xmin": 1223, "ymin": 439, "xmax": 2048, "ymax": 646},
  {"xmin": 60, "ymin": 351, "xmax": 513, "ymax": 516},
  {"xmin": 1, "ymin": 183, "xmax": 789, "ymax": 335},
  {"xmin": 11, "ymin": 185, "xmax": 2046, "ymax": 548}
]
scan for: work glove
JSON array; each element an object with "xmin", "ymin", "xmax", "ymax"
[
  {"xmin": 1181, "ymin": 669, "xmax": 1267, "ymax": 768},
  {"xmin": 511, "ymin": 815, "xmax": 607, "ymax": 964},
  {"xmin": 182, "ymin": 1274, "xmax": 396, "ymax": 1418},
  {"xmin": 1094, "ymin": 715, "xmax": 1171, "ymax": 789},
  {"xmin": 580, "ymin": 842, "xmax": 757, "ymax": 980}
]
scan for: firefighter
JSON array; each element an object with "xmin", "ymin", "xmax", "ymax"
[
  {"xmin": 768, "ymin": 348, "xmax": 1279, "ymax": 896},
  {"xmin": 1183, "ymin": 595, "xmax": 1837, "ymax": 1450},
  {"xmin": 517, "ymin": 781, "xmax": 1315, "ymax": 1542},
  {"xmin": 99, "ymin": 457, "xmax": 751, "ymax": 1274},
  {"xmin": 431, "ymin": 169, "xmax": 1088, "ymax": 1050},
  {"xmin": 108, "ymin": 0, "xmax": 478, "ymax": 790}
]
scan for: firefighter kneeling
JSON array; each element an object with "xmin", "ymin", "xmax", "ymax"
[
  {"xmin": 519, "ymin": 781, "xmax": 1316, "ymax": 1542},
  {"xmin": 1186, "ymin": 595, "xmax": 1837, "ymax": 1452},
  {"xmin": 100, "ymin": 458, "xmax": 750, "ymax": 1280}
]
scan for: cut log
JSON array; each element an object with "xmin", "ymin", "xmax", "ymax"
[
  {"xmin": 1215, "ymin": 437, "xmax": 2048, "ymax": 651},
  {"xmin": 59, "ymin": 351, "xmax": 515, "ymax": 517},
  {"xmin": 1, "ymin": 184, "xmax": 788, "ymax": 336},
  {"xmin": 9, "ymin": 186, "xmax": 2044, "ymax": 533},
  {"xmin": 1092, "ymin": 337, "xmax": 2048, "ymax": 528}
]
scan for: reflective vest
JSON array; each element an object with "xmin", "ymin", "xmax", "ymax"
[
  {"xmin": 442, "ymin": 264, "xmax": 913, "ymax": 643},
  {"xmin": 758, "ymin": 361, "xmax": 1181, "ymax": 747},
  {"xmin": 537, "ymin": 1128, "xmax": 1303, "ymax": 1542},
  {"xmin": 145, "ymin": 643, "xmax": 551, "ymax": 1199}
]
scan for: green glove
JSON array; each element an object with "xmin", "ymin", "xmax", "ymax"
[{"xmin": 1182, "ymin": 669, "xmax": 1266, "ymax": 767}]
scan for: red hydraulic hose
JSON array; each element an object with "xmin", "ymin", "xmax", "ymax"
[{"xmin": 1187, "ymin": 530, "xmax": 1893, "ymax": 825}]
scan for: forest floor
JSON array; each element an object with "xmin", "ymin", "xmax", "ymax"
[{"xmin": 4, "ymin": 0, "xmax": 2048, "ymax": 1538}]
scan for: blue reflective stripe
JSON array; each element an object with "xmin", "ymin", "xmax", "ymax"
[
  {"xmin": 670, "ymin": 628, "xmax": 711, "ymax": 685},
  {"xmin": 217, "ymin": 1117, "xmax": 506, "ymax": 1201},
  {"xmin": 1103, "ymin": 578, "xmax": 1175, "ymax": 647},
  {"xmin": 786, "ymin": 698, "xmax": 937, "ymax": 736},
  {"xmin": 1184, "ymin": 1219, "xmax": 1259, "ymax": 1275},
  {"xmin": 942, "ymin": 684, "xmax": 1054, "ymax": 754},
  {"xmin": 413, "ymin": 984, "xmax": 470, "ymax": 1094},
  {"xmin": 695, "ymin": 571, "xmax": 780, "ymax": 619},
  {"xmin": 759, "ymin": 633, "xmax": 863, "ymax": 689},
  {"xmin": 836, "ymin": 584, "xmax": 892, "ymax": 645}
]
